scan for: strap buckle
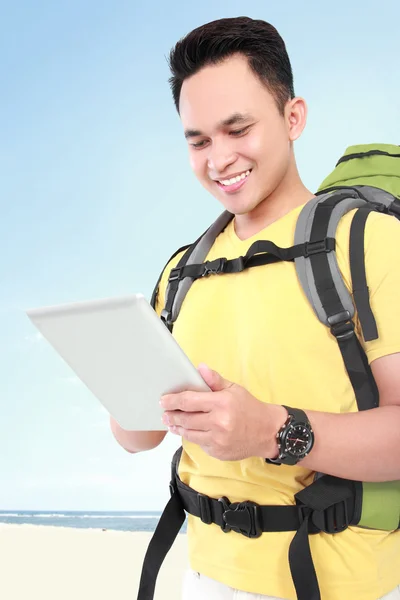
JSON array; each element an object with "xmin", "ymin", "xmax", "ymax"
[
  {"xmin": 218, "ymin": 497, "xmax": 262, "ymax": 538},
  {"xmin": 202, "ymin": 258, "xmax": 227, "ymax": 277},
  {"xmin": 160, "ymin": 309, "xmax": 173, "ymax": 332},
  {"xmin": 311, "ymin": 500, "xmax": 350, "ymax": 534},
  {"xmin": 304, "ymin": 238, "xmax": 333, "ymax": 258},
  {"xmin": 327, "ymin": 310, "xmax": 355, "ymax": 341},
  {"xmin": 169, "ymin": 267, "xmax": 182, "ymax": 282},
  {"xmin": 297, "ymin": 500, "xmax": 350, "ymax": 534}
]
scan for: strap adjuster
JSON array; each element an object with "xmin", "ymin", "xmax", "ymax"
[
  {"xmin": 160, "ymin": 309, "xmax": 173, "ymax": 332},
  {"xmin": 218, "ymin": 496, "xmax": 262, "ymax": 538},
  {"xmin": 304, "ymin": 238, "xmax": 334, "ymax": 258},
  {"xmin": 311, "ymin": 500, "xmax": 350, "ymax": 534},
  {"xmin": 327, "ymin": 310, "xmax": 355, "ymax": 341},
  {"xmin": 169, "ymin": 267, "xmax": 182, "ymax": 282},
  {"xmin": 297, "ymin": 500, "xmax": 350, "ymax": 534},
  {"xmin": 198, "ymin": 493, "xmax": 212, "ymax": 525}
]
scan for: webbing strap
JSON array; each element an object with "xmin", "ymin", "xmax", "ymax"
[
  {"xmin": 349, "ymin": 208, "xmax": 379, "ymax": 342},
  {"xmin": 136, "ymin": 490, "xmax": 185, "ymax": 600},
  {"xmin": 167, "ymin": 239, "xmax": 336, "ymax": 284},
  {"xmin": 160, "ymin": 235, "xmax": 205, "ymax": 330},
  {"xmin": 150, "ymin": 243, "xmax": 192, "ymax": 310},
  {"xmin": 335, "ymin": 331, "xmax": 379, "ymax": 410},
  {"xmin": 308, "ymin": 194, "xmax": 351, "ymax": 318},
  {"xmin": 162, "ymin": 212, "xmax": 234, "ymax": 330},
  {"xmin": 294, "ymin": 192, "xmax": 366, "ymax": 325},
  {"xmin": 307, "ymin": 195, "xmax": 379, "ymax": 411},
  {"xmin": 136, "ymin": 469, "xmax": 359, "ymax": 600}
]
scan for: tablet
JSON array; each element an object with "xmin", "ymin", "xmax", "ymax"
[{"xmin": 25, "ymin": 293, "xmax": 209, "ymax": 430}]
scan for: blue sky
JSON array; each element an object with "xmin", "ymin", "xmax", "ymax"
[{"xmin": 1, "ymin": 0, "xmax": 399, "ymax": 511}]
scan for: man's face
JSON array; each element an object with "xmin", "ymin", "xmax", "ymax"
[{"xmin": 179, "ymin": 54, "xmax": 295, "ymax": 216}]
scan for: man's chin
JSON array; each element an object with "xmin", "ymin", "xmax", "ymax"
[{"xmin": 218, "ymin": 196, "xmax": 261, "ymax": 217}]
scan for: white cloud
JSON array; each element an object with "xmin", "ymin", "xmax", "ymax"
[
  {"xmin": 24, "ymin": 331, "xmax": 44, "ymax": 344},
  {"xmin": 13, "ymin": 330, "xmax": 45, "ymax": 352}
]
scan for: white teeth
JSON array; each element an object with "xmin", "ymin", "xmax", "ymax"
[{"xmin": 220, "ymin": 170, "xmax": 251, "ymax": 186}]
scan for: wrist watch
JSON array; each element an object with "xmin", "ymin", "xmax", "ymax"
[{"xmin": 265, "ymin": 405, "xmax": 315, "ymax": 466}]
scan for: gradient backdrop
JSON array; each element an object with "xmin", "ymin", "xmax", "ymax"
[{"xmin": 1, "ymin": 0, "xmax": 399, "ymax": 510}]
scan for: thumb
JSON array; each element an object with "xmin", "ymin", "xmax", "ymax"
[{"xmin": 197, "ymin": 363, "xmax": 232, "ymax": 392}]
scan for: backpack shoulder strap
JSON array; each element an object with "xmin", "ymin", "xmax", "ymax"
[
  {"xmin": 294, "ymin": 189, "xmax": 366, "ymax": 326},
  {"xmin": 150, "ymin": 243, "xmax": 192, "ymax": 311},
  {"xmin": 294, "ymin": 188, "xmax": 381, "ymax": 411},
  {"xmin": 303, "ymin": 185, "xmax": 399, "ymax": 343},
  {"xmin": 160, "ymin": 211, "xmax": 234, "ymax": 331}
]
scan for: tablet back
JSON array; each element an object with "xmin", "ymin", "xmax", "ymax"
[{"xmin": 26, "ymin": 293, "xmax": 209, "ymax": 430}]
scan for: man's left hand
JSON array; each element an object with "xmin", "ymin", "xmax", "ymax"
[{"xmin": 160, "ymin": 364, "xmax": 287, "ymax": 461}]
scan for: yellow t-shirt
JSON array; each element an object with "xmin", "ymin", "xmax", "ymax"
[{"xmin": 155, "ymin": 202, "xmax": 400, "ymax": 600}]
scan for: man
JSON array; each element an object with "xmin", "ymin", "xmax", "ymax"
[{"xmin": 111, "ymin": 16, "xmax": 400, "ymax": 600}]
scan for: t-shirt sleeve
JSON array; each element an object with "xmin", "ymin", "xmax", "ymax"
[{"xmin": 361, "ymin": 211, "xmax": 400, "ymax": 363}]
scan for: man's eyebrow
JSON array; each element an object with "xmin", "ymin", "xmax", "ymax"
[{"xmin": 184, "ymin": 112, "xmax": 254, "ymax": 139}]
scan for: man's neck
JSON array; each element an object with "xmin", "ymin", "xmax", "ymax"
[{"xmin": 233, "ymin": 176, "xmax": 314, "ymax": 241}]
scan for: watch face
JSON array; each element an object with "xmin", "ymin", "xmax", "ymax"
[{"xmin": 284, "ymin": 423, "xmax": 313, "ymax": 456}]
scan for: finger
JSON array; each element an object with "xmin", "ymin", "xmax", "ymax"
[
  {"xmin": 198, "ymin": 363, "xmax": 233, "ymax": 392},
  {"xmin": 164, "ymin": 410, "xmax": 211, "ymax": 431},
  {"xmin": 160, "ymin": 391, "xmax": 213, "ymax": 412},
  {"xmin": 168, "ymin": 426, "xmax": 210, "ymax": 446}
]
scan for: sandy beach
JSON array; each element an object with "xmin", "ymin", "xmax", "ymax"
[{"xmin": 0, "ymin": 524, "xmax": 189, "ymax": 600}]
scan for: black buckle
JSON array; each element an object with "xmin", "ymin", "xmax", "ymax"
[
  {"xmin": 202, "ymin": 258, "xmax": 227, "ymax": 277},
  {"xmin": 218, "ymin": 497, "xmax": 262, "ymax": 538},
  {"xmin": 169, "ymin": 267, "xmax": 182, "ymax": 282},
  {"xmin": 160, "ymin": 309, "xmax": 173, "ymax": 332},
  {"xmin": 297, "ymin": 501, "xmax": 349, "ymax": 534},
  {"xmin": 327, "ymin": 310, "xmax": 355, "ymax": 341},
  {"xmin": 304, "ymin": 238, "xmax": 333, "ymax": 258},
  {"xmin": 311, "ymin": 500, "xmax": 349, "ymax": 534}
]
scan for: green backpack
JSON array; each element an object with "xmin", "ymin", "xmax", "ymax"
[{"xmin": 137, "ymin": 144, "xmax": 400, "ymax": 600}]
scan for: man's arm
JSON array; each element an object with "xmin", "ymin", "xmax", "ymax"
[
  {"xmin": 110, "ymin": 417, "xmax": 167, "ymax": 453},
  {"xmin": 298, "ymin": 212, "xmax": 400, "ymax": 481},
  {"xmin": 160, "ymin": 357, "xmax": 400, "ymax": 481},
  {"xmin": 294, "ymin": 352, "xmax": 400, "ymax": 481}
]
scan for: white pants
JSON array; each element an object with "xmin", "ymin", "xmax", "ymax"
[{"xmin": 182, "ymin": 569, "xmax": 400, "ymax": 600}]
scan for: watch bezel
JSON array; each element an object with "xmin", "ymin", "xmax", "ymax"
[
  {"xmin": 266, "ymin": 408, "xmax": 314, "ymax": 465},
  {"xmin": 281, "ymin": 418, "xmax": 314, "ymax": 458}
]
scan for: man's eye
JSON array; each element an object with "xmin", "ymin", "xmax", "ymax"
[
  {"xmin": 190, "ymin": 126, "xmax": 250, "ymax": 149},
  {"xmin": 191, "ymin": 140, "xmax": 207, "ymax": 149},
  {"xmin": 230, "ymin": 127, "xmax": 249, "ymax": 136}
]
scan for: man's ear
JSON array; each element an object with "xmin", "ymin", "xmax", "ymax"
[{"xmin": 286, "ymin": 97, "xmax": 308, "ymax": 142}]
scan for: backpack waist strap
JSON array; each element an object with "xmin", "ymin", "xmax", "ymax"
[{"xmin": 136, "ymin": 468, "xmax": 360, "ymax": 600}]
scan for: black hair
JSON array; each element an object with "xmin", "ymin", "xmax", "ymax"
[{"xmin": 167, "ymin": 16, "xmax": 295, "ymax": 116}]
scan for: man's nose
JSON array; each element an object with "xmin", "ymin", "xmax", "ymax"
[{"xmin": 207, "ymin": 140, "xmax": 237, "ymax": 176}]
